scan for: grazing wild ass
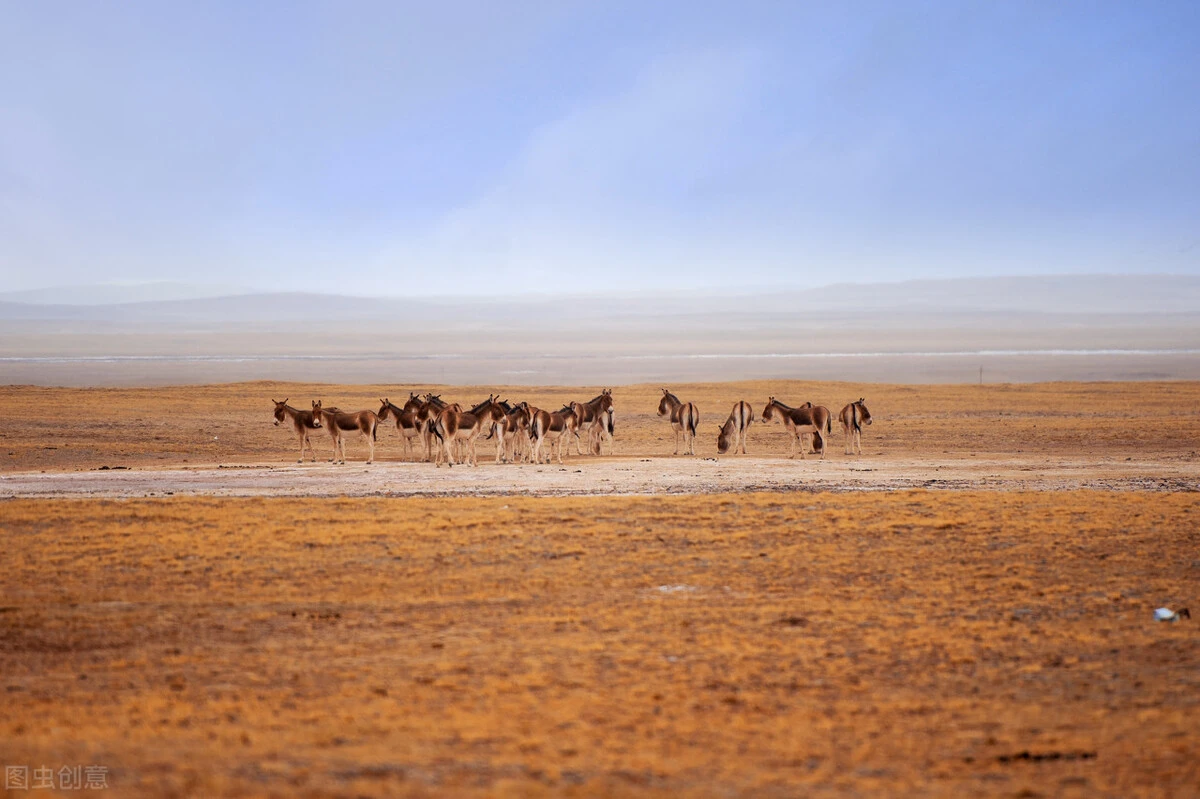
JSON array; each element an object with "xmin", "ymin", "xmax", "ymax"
[
  {"xmin": 716, "ymin": 400, "xmax": 754, "ymax": 455},
  {"xmin": 657, "ymin": 388, "xmax": 699, "ymax": 455},
  {"xmin": 762, "ymin": 398, "xmax": 832, "ymax": 460},
  {"xmin": 525, "ymin": 403, "xmax": 578, "ymax": 464},
  {"xmin": 311, "ymin": 401, "xmax": 379, "ymax": 464},
  {"xmin": 377, "ymin": 393, "xmax": 426, "ymax": 460},
  {"xmin": 839, "ymin": 398, "xmax": 873, "ymax": 455},
  {"xmin": 272, "ymin": 399, "xmax": 322, "ymax": 462},
  {"xmin": 568, "ymin": 390, "xmax": 615, "ymax": 454}
]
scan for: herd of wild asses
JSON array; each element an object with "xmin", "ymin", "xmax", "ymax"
[{"xmin": 272, "ymin": 389, "xmax": 872, "ymax": 467}]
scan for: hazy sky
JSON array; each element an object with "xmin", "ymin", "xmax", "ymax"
[{"xmin": 2, "ymin": 1, "xmax": 1198, "ymax": 295}]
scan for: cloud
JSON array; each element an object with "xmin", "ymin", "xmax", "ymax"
[{"xmin": 378, "ymin": 48, "xmax": 763, "ymax": 290}]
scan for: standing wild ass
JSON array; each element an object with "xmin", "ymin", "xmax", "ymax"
[
  {"xmin": 415, "ymin": 394, "xmax": 448, "ymax": 461},
  {"xmin": 377, "ymin": 393, "xmax": 427, "ymax": 461},
  {"xmin": 525, "ymin": 403, "xmax": 578, "ymax": 464},
  {"xmin": 716, "ymin": 400, "xmax": 754, "ymax": 455},
  {"xmin": 762, "ymin": 398, "xmax": 832, "ymax": 460},
  {"xmin": 657, "ymin": 389, "xmax": 699, "ymax": 456},
  {"xmin": 272, "ymin": 399, "xmax": 322, "ymax": 462},
  {"xmin": 568, "ymin": 390, "xmax": 615, "ymax": 454},
  {"xmin": 433, "ymin": 395, "xmax": 506, "ymax": 467},
  {"xmin": 839, "ymin": 398, "xmax": 873, "ymax": 455},
  {"xmin": 487, "ymin": 401, "xmax": 532, "ymax": 464},
  {"xmin": 311, "ymin": 401, "xmax": 379, "ymax": 464}
]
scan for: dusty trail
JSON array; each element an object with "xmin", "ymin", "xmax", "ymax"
[{"xmin": 2, "ymin": 453, "xmax": 1195, "ymax": 498}]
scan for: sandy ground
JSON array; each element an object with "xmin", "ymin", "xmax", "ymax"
[{"xmin": 2, "ymin": 453, "xmax": 1197, "ymax": 498}]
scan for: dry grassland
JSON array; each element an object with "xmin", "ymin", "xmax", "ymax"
[
  {"xmin": 2, "ymin": 492, "xmax": 1198, "ymax": 797},
  {"xmin": 2, "ymin": 380, "xmax": 1198, "ymax": 796},
  {"xmin": 3, "ymin": 380, "xmax": 1200, "ymax": 473}
]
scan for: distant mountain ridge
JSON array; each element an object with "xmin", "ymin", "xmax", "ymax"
[
  {"xmin": 1, "ymin": 275, "xmax": 1197, "ymax": 322},
  {"xmin": 0, "ymin": 281, "xmax": 256, "ymax": 306}
]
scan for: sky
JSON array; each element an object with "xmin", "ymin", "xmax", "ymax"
[{"xmin": 1, "ymin": 1, "xmax": 1198, "ymax": 296}]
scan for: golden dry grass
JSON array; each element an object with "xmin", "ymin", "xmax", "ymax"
[
  {"xmin": 3, "ymin": 380, "xmax": 1200, "ymax": 473},
  {"xmin": 2, "ymin": 492, "xmax": 1198, "ymax": 797}
]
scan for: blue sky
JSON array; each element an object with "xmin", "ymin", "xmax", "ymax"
[{"xmin": 2, "ymin": 1, "xmax": 1197, "ymax": 295}]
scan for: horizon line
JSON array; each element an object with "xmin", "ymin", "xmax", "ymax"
[{"xmin": 2, "ymin": 271, "xmax": 1197, "ymax": 307}]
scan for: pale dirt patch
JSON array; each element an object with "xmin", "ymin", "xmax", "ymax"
[{"xmin": 2, "ymin": 453, "xmax": 1195, "ymax": 498}]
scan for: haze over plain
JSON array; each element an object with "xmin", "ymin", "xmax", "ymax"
[{"xmin": 1, "ymin": 4, "xmax": 1197, "ymax": 385}]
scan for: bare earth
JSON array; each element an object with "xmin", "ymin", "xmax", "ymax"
[
  {"xmin": 2, "ymin": 454, "xmax": 1197, "ymax": 499},
  {"xmin": 2, "ymin": 380, "xmax": 1198, "ymax": 797}
]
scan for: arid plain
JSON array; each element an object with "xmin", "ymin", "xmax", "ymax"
[{"xmin": 2, "ymin": 380, "xmax": 1198, "ymax": 797}]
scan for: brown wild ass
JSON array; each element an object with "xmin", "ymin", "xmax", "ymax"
[
  {"xmin": 526, "ymin": 403, "xmax": 578, "ymax": 464},
  {"xmin": 839, "ymin": 398, "xmax": 873, "ymax": 455},
  {"xmin": 487, "ymin": 401, "xmax": 532, "ymax": 464},
  {"xmin": 585, "ymin": 416, "xmax": 606, "ymax": 455},
  {"xmin": 415, "ymin": 394, "xmax": 448, "ymax": 461},
  {"xmin": 716, "ymin": 400, "xmax": 754, "ymax": 455},
  {"xmin": 311, "ymin": 401, "xmax": 379, "ymax": 464},
  {"xmin": 272, "ymin": 399, "xmax": 323, "ymax": 462},
  {"xmin": 762, "ymin": 398, "xmax": 832, "ymax": 460},
  {"xmin": 657, "ymin": 389, "xmax": 699, "ymax": 455},
  {"xmin": 433, "ymin": 395, "xmax": 506, "ymax": 467},
  {"xmin": 377, "ymin": 393, "xmax": 427, "ymax": 461},
  {"xmin": 568, "ymin": 390, "xmax": 615, "ymax": 454}
]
